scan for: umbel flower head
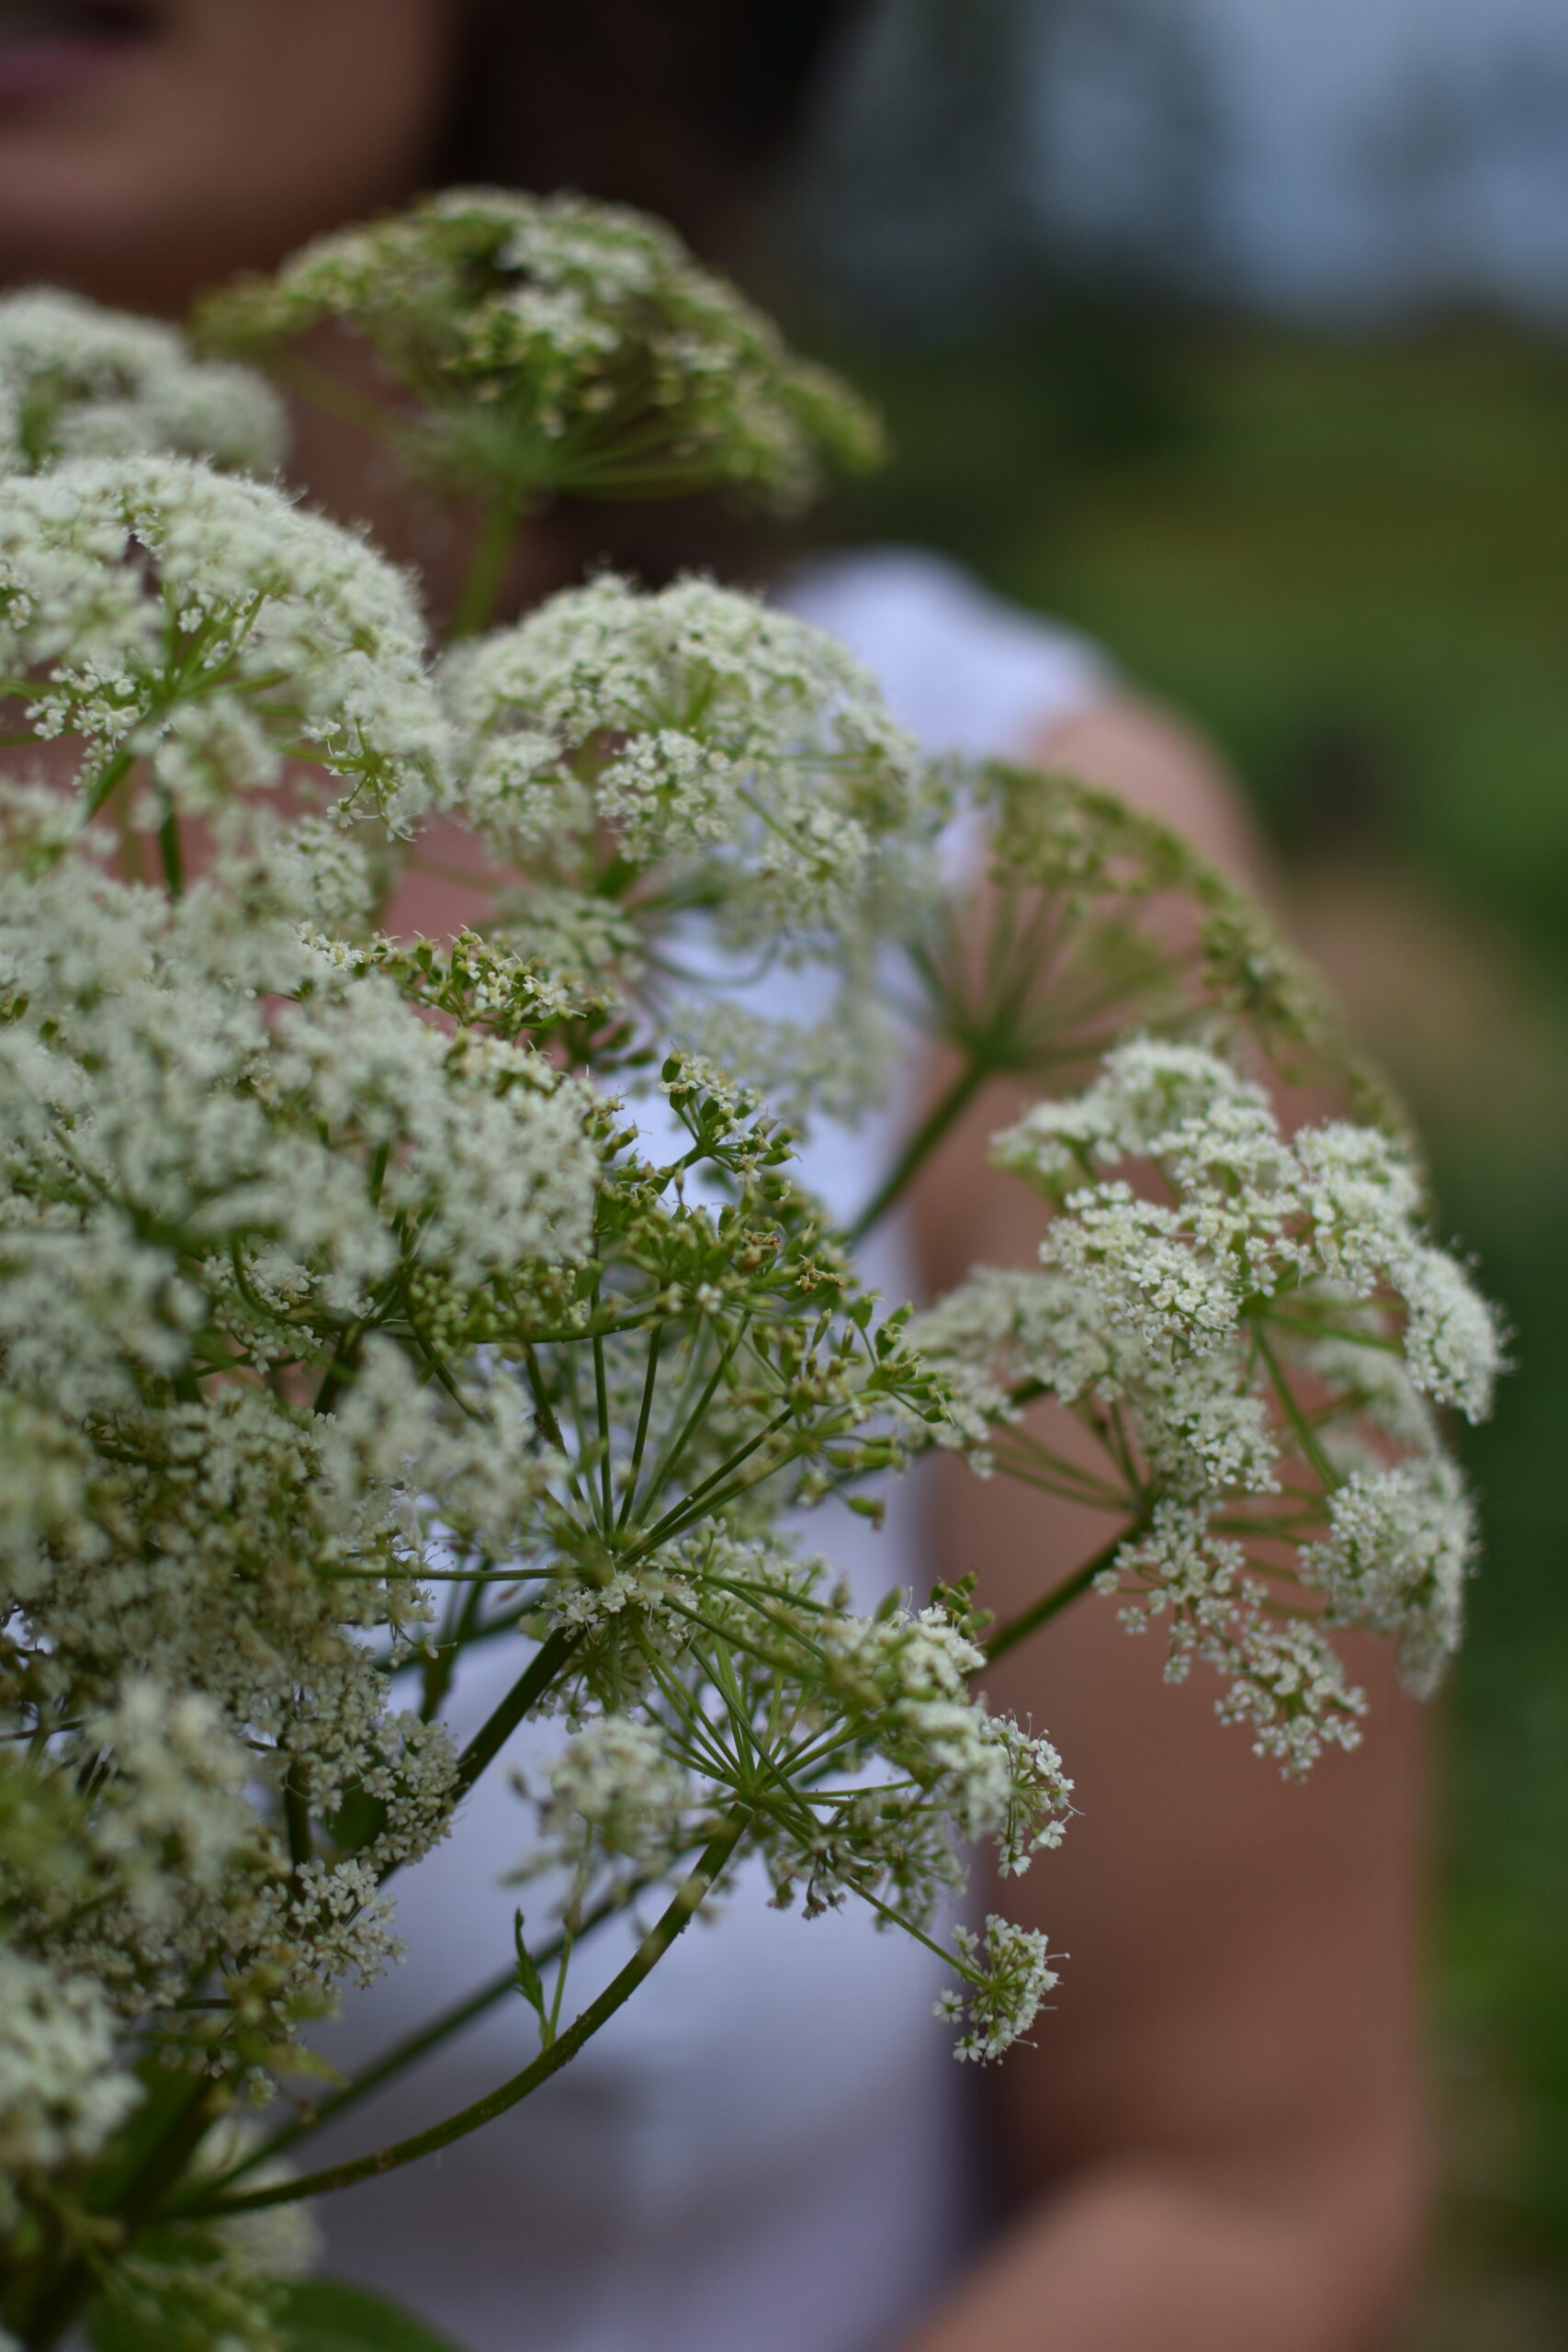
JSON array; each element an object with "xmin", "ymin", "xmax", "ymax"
[
  {"xmin": 0, "ymin": 453, "xmax": 452, "ymax": 851},
  {"xmin": 0, "ymin": 288, "xmax": 287, "ymax": 479},
  {"xmin": 445, "ymin": 571, "xmax": 923, "ymax": 902},
  {"xmin": 439, "ymin": 569, "xmax": 945, "ymax": 1124},
  {"xmin": 197, "ymin": 186, "xmax": 885, "ymax": 513},
  {"xmin": 915, "ymin": 1038, "xmax": 1504, "ymax": 1774}
]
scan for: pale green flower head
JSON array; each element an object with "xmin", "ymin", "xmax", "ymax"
[
  {"xmin": 0, "ymin": 290, "xmax": 287, "ymax": 480},
  {"xmin": 196, "ymin": 186, "xmax": 885, "ymax": 513},
  {"xmin": 444, "ymin": 571, "xmax": 931, "ymax": 939},
  {"xmin": 1299, "ymin": 1453, "xmax": 1476, "ymax": 1700},
  {"xmin": 936, "ymin": 1916, "xmax": 1062, "ymax": 2064},
  {"xmin": 0, "ymin": 455, "xmax": 451, "ymax": 845},
  {"xmin": 0, "ymin": 1953, "xmax": 140, "ymax": 2179},
  {"xmin": 443, "ymin": 569, "xmax": 940, "ymax": 1125},
  {"xmin": 909, "ymin": 1039, "xmax": 1507, "ymax": 1771}
]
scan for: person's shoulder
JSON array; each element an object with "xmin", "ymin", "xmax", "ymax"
[
  {"xmin": 779, "ymin": 542, "xmax": 1258, "ymax": 883},
  {"xmin": 777, "ymin": 543, "xmax": 1112, "ymax": 761},
  {"xmin": 1030, "ymin": 692, "xmax": 1264, "ymax": 885}
]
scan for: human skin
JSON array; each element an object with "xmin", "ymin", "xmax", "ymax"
[
  {"xmin": 0, "ymin": 10, "xmax": 1430, "ymax": 2343},
  {"xmin": 0, "ymin": 1, "xmax": 456, "ymax": 313}
]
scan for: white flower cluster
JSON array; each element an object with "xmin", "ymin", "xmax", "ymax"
[
  {"xmin": 0, "ymin": 422, "xmax": 934, "ymax": 1125},
  {"xmin": 0, "ymin": 455, "xmax": 450, "ymax": 840},
  {"xmin": 915, "ymin": 1040, "xmax": 1501, "ymax": 1770},
  {"xmin": 1302, "ymin": 1454, "xmax": 1474, "ymax": 1698},
  {"xmin": 0, "ymin": 1678, "xmax": 262, "ymax": 2233},
  {"xmin": 934, "ymin": 1916, "xmax": 1060, "ymax": 2065},
  {"xmin": 197, "ymin": 187, "xmax": 883, "ymax": 512},
  {"xmin": 443, "ymin": 571, "xmax": 938, "ymax": 1118},
  {"xmin": 1107, "ymin": 1504, "xmax": 1370, "ymax": 1774},
  {"xmin": 543, "ymin": 1716, "xmax": 694, "ymax": 1863},
  {"xmin": 0, "ymin": 290, "xmax": 286, "ymax": 478},
  {"xmin": 994, "ymin": 1041, "xmax": 1501, "ymax": 1414},
  {"xmin": 0, "ymin": 865, "xmax": 602, "ymax": 2172},
  {"xmin": 444, "ymin": 571, "xmax": 931, "ymax": 935},
  {"xmin": 0, "ymin": 1955, "xmax": 139, "ymax": 2198},
  {"xmin": 823, "ymin": 1602, "xmax": 1073, "ymax": 1881},
  {"xmin": 0, "ymin": 869, "xmax": 594, "ymax": 1333}
]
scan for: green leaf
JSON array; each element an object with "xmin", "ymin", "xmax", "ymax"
[
  {"xmin": 85, "ymin": 2292, "xmax": 171, "ymax": 2352},
  {"xmin": 81, "ymin": 2054, "xmax": 198, "ymax": 2212},
  {"xmin": 272, "ymin": 2277, "xmax": 470, "ymax": 2352},
  {"xmin": 512, "ymin": 1906, "xmax": 553, "ymax": 2047}
]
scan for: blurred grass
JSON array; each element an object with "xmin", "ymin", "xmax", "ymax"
[{"xmin": 800, "ymin": 307, "xmax": 1568, "ymax": 2335}]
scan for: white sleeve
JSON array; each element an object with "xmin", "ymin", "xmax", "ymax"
[{"xmin": 775, "ymin": 543, "xmax": 1113, "ymax": 760}]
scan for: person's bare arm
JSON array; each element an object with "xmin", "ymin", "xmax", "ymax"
[{"xmin": 898, "ymin": 697, "xmax": 1430, "ymax": 2350}]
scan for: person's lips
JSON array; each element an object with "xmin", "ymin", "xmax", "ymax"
[{"xmin": 0, "ymin": 2, "xmax": 159, "ymax": 110}]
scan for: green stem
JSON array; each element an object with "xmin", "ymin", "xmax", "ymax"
[
  {"xmin": 626, "ymin": 1402, "xmax": 795, "ymax": 1562},
  {"xmin": 1254, "ymin": 1323, "xmax": 1340, "ymax": 1491},
  {"xmin": 215, "ymin": 1862, "xmax": 682, "ymax": 2191},
  {"xmin": 418, "ymin": 1575, "xmax": 484, "ymax": 1724},
  {"xmin": 592, "ymin": 1333, "xmax": 614, "ymax": 1528},
  {"xmin": 519, "ymin": 1341, "xmax": 596, "ymax": 1524},
  {"xmin": 210, "ymin": 1868, "xmax": 661, "ymax": 2191},
  {"xmin": 156, "ymin": 807, "xmax": 184, "ymax": 899},
  {"xmin": 616, "ymin": 1327, "xmax": 662, "ymax": 1531},
  {"xmin": 846, "ymin": 1057, "xmax": 989, "ymax": 1246},
  {"xmin": 228, "ymin": 1964, "xmax": 510, "ymax": 2179},
  {"xmin": 272, "ymin": 352, "xmax": 400, "ymax": 441},
  {"xmin": 172, "ymin": 1813, "xmax": 750, "ymax": 2221},
  {"xmin": 23, "ymin": 2074, "xmax": 230, "ymax": 2351},
  {"xmin": 83, "ymin": 744, "xmax": 137, "ymax": 821},
  {"xmin": 311, "ymin": 1324, "xmax": 364, "ymax": 1417},
  {"xmin": 448, "ymin": 1625, "xmax": 581, "ymax": 1808},
  {"xmin": 446, "ymin": 501, "xmax": 522, "ymax": 643},
  {"xmin": 982, "ymin": 1521, "xmax": 1143, "ymax": 1667},
  {"xmin": 623, "ymin": 1317, "xmax": 750, "ymax": 1532},
  {"xmin": 282, "ymin": 1758, "xmax": 313, "ymax": 1873}
]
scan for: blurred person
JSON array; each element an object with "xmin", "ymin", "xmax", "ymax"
[{"xmin": 0, "ymin": 5, "xmax": 1428, "ymax": 2347}]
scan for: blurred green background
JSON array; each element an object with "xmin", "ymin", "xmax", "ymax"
[
  {"xmin": 790, "ymin": 309, "xmax": 1568, "ymax": 2346},
  {"xmin": 757, "ymin": 0, "xmax": 1568, "ymax": 2307}
]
